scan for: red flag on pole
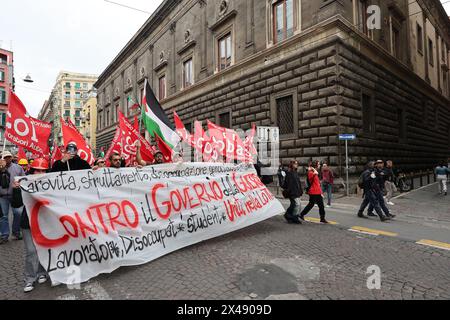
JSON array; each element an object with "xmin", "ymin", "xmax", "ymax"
[
  {"xmin": 154, "ymin": 131, "xmax": 173, "ymax": 163},
  {"xmin": 5, "ymin": 91, "xmax": 52, "ymax": 157},
  {"xmin": 174, "ymin": 111, "xmax": 192, "ymax": 144},
  {"xmin": 61, "ymin": 118, "xmax": 95, "ymax": 165},
  {"xmin": 17, "ymin": 147, "xmax": 27, "ymax": 160},
  {"xmin": 118, "ymin": 111, "xmax": 154, "ymax": 166},
  {"xmin": 133, "ymin": 115, "xmax": 139, "ymax": 131},
  {"xmin": 50, "ymin": 142, "xmax": 63, "ymax": 167},
  {"xmin": 207, "ymin": 121, "xmax": 247, "ymax": 161}
]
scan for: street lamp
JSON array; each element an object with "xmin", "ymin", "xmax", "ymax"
[{"xmin": 23, "ymin": 74, "xmax": 34, "ymax": 83}]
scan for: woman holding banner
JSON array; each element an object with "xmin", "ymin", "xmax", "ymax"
[{"xmin": 12, "ymin": 158, "xmax": 50, "ymax": 293}]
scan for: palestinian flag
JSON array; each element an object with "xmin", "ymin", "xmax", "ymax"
[{"xmin": 142, "ymin": 79, "xmax": 180, "ymax": 149}]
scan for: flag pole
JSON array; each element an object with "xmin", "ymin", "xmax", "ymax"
[{"xmin": 139, "ymin": 78, "xmax": 147, "ymax": 136}]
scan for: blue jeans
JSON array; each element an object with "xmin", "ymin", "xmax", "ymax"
[
  {"xmin": 321, "ymin": 183, "xmax": 332, "ymax": 206},
  {"xmin": 0, "ymin": 197, "xmax": 23, "ymax": 240}
]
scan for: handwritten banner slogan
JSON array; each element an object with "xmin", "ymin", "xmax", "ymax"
[{"xmin": 19, "ymin": 163, "xmax": 284, "ymax": 284}]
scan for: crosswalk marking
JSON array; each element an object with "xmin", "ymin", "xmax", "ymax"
[
  {"xmin": 349, "ymin": 226, "xmax": 398, "ymax": 237},
  {"xmin": 416, "ymin": 240, "xmax": 450, "ymax": 251},
  {"xmin": 304, "ymin": 217, "xmax": 339, "ymax": 225}
]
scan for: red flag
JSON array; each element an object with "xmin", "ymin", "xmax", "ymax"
[
  {"xmin": 61, "ymin": 118, "xmax": 95, "ymax": 165},
  {"xmin": 191, "ymin": 121, "xmax": 220, "ymax": 162},
  {"xmin": 17, "ymin": 147, "xmax": 27, "ymax": 160},
  {"xmin": 174, "ymin": 112, "xmax": 192, "ymax": 144},
  {"xmin": 243, "ymin": 124, "xmax": 257, "ymax": 162},
  {"xmin": 5, "ymin": 91, "xmax": 52, "ymax": 158},
  {"xmin": 207, "ymin": 121, "xmax": 247, "ymax": 161},
  {"xmin": 50, "ymin": 142, "xmax": 63, "ymax": 167},
  {"xmin": 104, "ymin": 127, "xmax": 122, "ymax": 167},
  {"xmin": 133, "ymin": 115, "xmax": 139, "ymax": 131},
  {"xmin": 154, "ymin": 131, "xmax": 173, "ymax": 163},
  {"xmin": 118, "ymin": 112, "xmax": 154, "ymax": 166}
]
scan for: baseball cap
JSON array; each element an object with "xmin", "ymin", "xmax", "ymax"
[{"xmin": 1, "ymin": 151, "xmax": 13, "ymax": 158}]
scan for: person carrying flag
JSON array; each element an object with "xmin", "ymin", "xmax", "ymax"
[{"xmin": 51, "ymin": 142, "xmax": 91, "ymax": 172}]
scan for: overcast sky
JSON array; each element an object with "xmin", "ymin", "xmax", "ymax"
[{"xmin": 1, "ymin": 0, "xmax": 449, "ymax": 118}]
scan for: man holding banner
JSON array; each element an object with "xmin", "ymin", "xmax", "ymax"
[
  {"xmin": 0, "ymin": 151, "xmax": 26, "ymax": 243},
  {"xmin": 51, "ymin": 142, "xmax": 91, "ymax": 172}
]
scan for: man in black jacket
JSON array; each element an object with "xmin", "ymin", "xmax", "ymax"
[
  {"xmin": 357, "ymin": 161, "xmax": 388, "ymax": 222},
  {"xmin": 282, "ymin": 160, "xmax": 303, "ymax": 224},
  {"xmin": 51, "ymin": 142, "xmax": 91, "ymax": 172}
]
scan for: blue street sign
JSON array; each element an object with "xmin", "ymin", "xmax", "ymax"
[{"xmin": 339, "ymin": 134, "xmax": 356, "ymax": 141}]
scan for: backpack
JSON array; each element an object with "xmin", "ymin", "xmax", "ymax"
[
  {"xmin": 0, "ymin": 170, "xmax": 10, "ymax": 189},
  {"xmin": 357, "ymin": 172, "xmax": 365, "ymax": 189},
  {"xmin": 278, "ymin": 167, "xmax": 287, "ymax": 187},
  {"xmin": 304, "ymin": 175, "xmax": 312, "ymax": 194}
]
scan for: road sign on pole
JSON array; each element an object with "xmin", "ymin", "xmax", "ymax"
[{"xmin": 339, "ymin": 134, "xmax": 356, "ymax": 196}]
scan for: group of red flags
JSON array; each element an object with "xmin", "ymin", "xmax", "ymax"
[
  {"xmin": 174, "ymin": 112, "xmax": 257, "ymax": 162},
  {"xmin": 5, "ymin": 91, "xmax": 257, "ymax": 166}
]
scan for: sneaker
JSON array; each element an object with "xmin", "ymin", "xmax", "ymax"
[
  {"xmin": 387, "ymin": 202, "xmax": 395, "ymax": 206},
  {"xmin": 299, "ymin": 214, "xmax": 306, "ymax": 221},
  {"xmin": 380, "ymin": 216, "xmax": 389, "ymax": 222},
  {"xmin": 37, "ymin": 275, "xmax": 47, "ymax": 284},
  {"xmin": 388, "ymin": 214, "xmax": 396, "ymax": 219},
  {"xmin": 326, "ymin": 205, "xmax": 331, "ymax": 208},
  {"xmin": 320, "ymin": 219, "xmax": 329, "ymax": 224},
  {"xmin": 367, "ymin": 213, "xmax": 377, "ymax": 217},
  {"xmin": 24, "ymin": 283, "xmax": 34, "ymax": 293},
  {"xmin": 357, "ymin": 214, "xmax": 368, "ymax": 219}
]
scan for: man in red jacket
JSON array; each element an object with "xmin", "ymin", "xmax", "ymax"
[{"xmin": 299, "ymin": 160, "xmax": 328, "ymax": 224}]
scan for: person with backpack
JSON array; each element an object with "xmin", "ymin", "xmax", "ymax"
[
  {"xmin": 320, "ymin": 163, "xmax": 334, "ymax": 208},
  {"xmin": 281, "ymin": 160, "xmax": 303, "ymax": 224},
  {"xmin": 357, "ymin": 161, "xmax": 389, "ymax": 222},
  {"xmin": 299, "ymin": 160, "xmax": 328, "ymax": 224}
]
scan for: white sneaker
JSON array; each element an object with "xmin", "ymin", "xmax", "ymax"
[
  {"xmin": 37, "ymin": 275, "xmax": 47, "ymax": 284},
  {"xmin": 24, "ymin": 283, "xmax": 34, "ymax": 293},
  {"xmin": 326, "ymin": 205, "xmax": 331, "ymax": 208},
  {"xmin": 387, "ymin": 202, "xmax": 395, "ymax": 206}
]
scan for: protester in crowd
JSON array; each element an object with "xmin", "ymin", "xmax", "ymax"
[
  {"xmin": 18, "ymin": 159, "xmax": 30, "ymax": 175},
  {"xmin": 357, "ymin": 161, "xmax": 389, "ymax": 222},
  {"xmin": 0, "ymin": 151, "xmax": 26, "ymax": 244},
  {"xmin": 51, "ymin": 142, "xmax": 91, "ymax": 172},
  {"xmin": 135, "ymin": 140, "xmax": 165, "ymax": 166},
  {"xmin": 281, "ymin": 160, "xmax": 303, "ymax": 224},
  {"xmin": 435, "ymin": 161, "xmax": 450, "ymax": 196},
  {"xmin": 109, "ymin": 153, "xmax": 125, "ymax": 169},
  {"xmin": 384, "ymin": 160, "xmax": 397, "ymax": 205},
  {"xmin": 320, "ymin": 163, "xmax": 334, "ymax": 208},
  {"xmin": 366, "ymin": 160, "xmax": 395, "ymax": 219},
  {"xmin": 299, "ymin": 160, "xmax": 328, "ymax": 224},
  {"xmin": 92, "ymin": 158, "xmax": 106, "ymax": 171},
  {"xmin": 13, "ymin": 155, "xmax": 19, "ymax": 164},
  {"xmin": 12, "ymin": 158, "xmax": 50, "ymax": 292}
]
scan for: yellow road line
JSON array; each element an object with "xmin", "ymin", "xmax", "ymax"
[
  {"xmin": 416, "ymin": 240, "xmax": 450, "ymax": 251},
  {"xmin": 349, "ymin": 226, "xmax": 398, "ymax": 237},
  {"xmin": 304, "ymin": 217, "xmax": 339, "ymax": 225}
]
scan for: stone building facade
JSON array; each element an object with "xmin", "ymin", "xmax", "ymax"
[{"xmin": 95, "ymin": 0, "xmax": 450, "ymax": 174}]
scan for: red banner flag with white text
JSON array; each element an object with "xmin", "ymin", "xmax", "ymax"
[
  {"xmin": 60, "ymin": 118, "xmax": 95, "ymax": 165},
  {"xmin": 119, "ymin": 111, "xmax": 154, "ymax": 166},
  {"xmin": 207, "ymin": 121, "xmax": 250, "ymax": 162},
  {"xmin": 50, "ymin": 142, "xmax": 63, "ymax": 167},
  {"xmin": 5, "ymin": 91, "xmax": 52, "ymax": 157}
]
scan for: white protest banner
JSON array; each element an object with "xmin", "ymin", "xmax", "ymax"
[{"xmin": 19, "ymin": 163, "xmax": 284, "ymax": 284}]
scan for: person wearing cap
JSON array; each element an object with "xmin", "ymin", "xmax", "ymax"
[
  {"xmin": 11, "ymin": 158, "xmax": 50, "ymax": 292},
  {"xmin": 51, "ymin": 142, "xmax": 91, "ymax": 172},
  {"xmin": 18, "ymin": 159, "xmax": 29, "ymax": 175},
  {"xmin": 134, "ymin": 140, "xmax": 163, "ymax": 166},
  {"xmin": 0, "ymin": 151, "xmax": 26, "ymax": 243}
]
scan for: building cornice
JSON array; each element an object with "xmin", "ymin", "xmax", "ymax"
[{"xmin": 94, "ymin": 0, "xmax": 182, "ymax": 89}]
